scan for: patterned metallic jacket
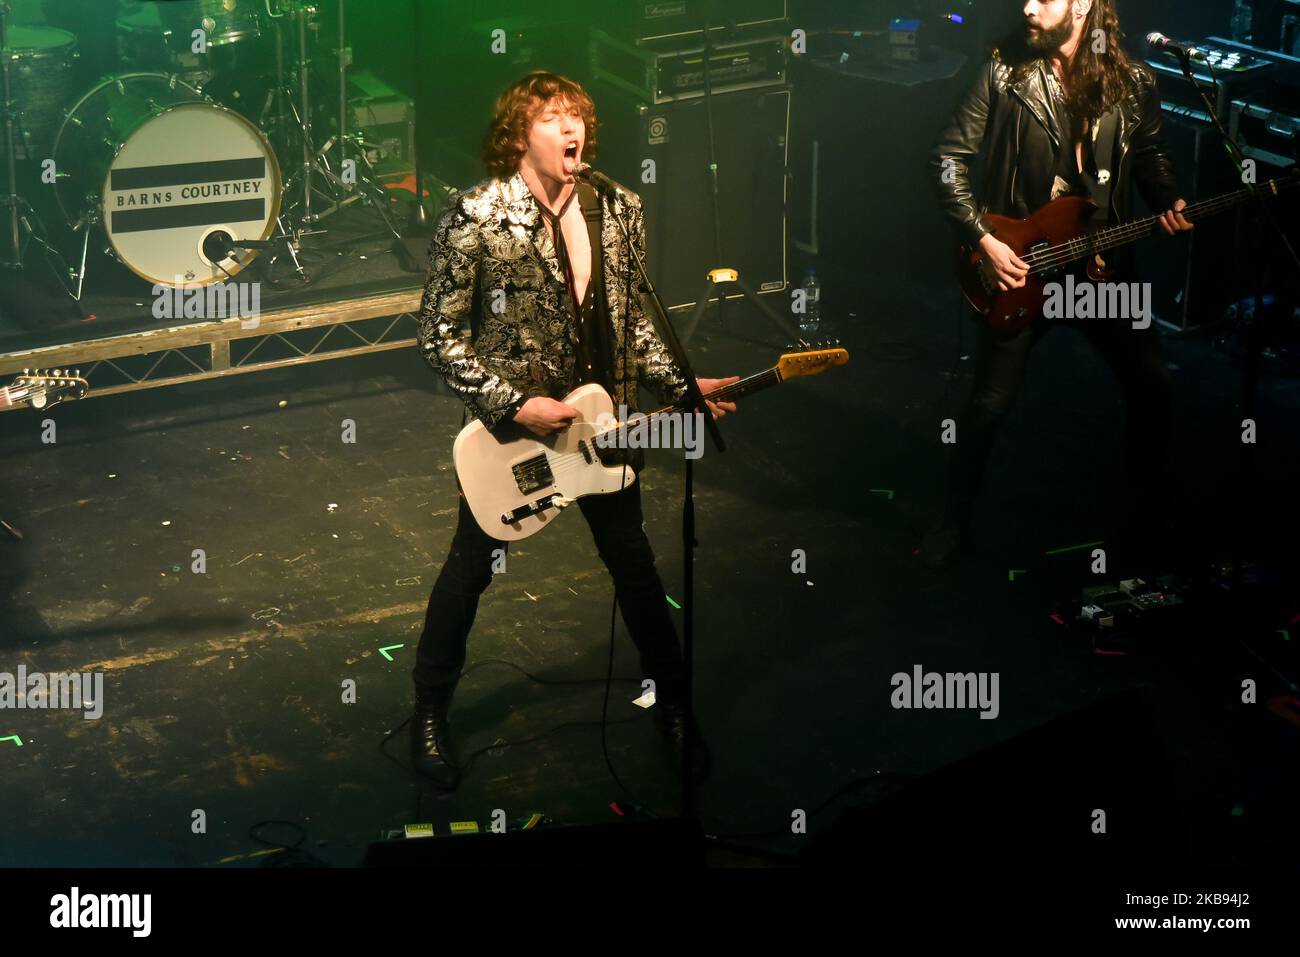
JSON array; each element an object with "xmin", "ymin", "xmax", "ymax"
[{"xmin": 418, "ymin": 170, "xmax": 689, "ymax": 432}]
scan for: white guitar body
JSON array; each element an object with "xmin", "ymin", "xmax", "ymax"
[
  {"xmin": 451, "ymin": 345, "xmax": 850, "ymax": 541},
  {"xmin": 452, "ymin": 383, "xmax": 636, "ymax": 542}
]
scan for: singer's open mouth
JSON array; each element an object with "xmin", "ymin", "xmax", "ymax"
[{"xmin": 564, "ymin": 144, "xmax": 578, "ymax": 159}]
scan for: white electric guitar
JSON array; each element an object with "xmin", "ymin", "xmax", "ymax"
[{"xmin": 453, "ymin": 345, "xmax": 850, "ymax": 540}]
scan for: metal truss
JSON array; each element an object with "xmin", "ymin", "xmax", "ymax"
[{"xmin": 0, "ymin": 289, "xmax": 423, "ymax": 408}]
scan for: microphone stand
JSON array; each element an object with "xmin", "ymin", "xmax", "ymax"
[
  {"xmin": 600, "ymin": 184, "xmax": 724, "ymax": 820},
  {"xmin": 0, "ymin": 0, "xmax": 21, "ymax": 270},
  {"xmin": 700, "ymin": 2, "xmax": 726, "ymax": 328},
  {"xmin": 1165, "ymin": 46, "xmax": 1300, "ymax": 578}
]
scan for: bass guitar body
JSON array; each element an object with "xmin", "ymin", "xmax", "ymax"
[{"xmin": 959, "ymin": 196, "xmax": 1112, "ymax": 333}]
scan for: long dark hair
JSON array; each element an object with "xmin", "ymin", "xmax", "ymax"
[{"xmin": 996, "ymin": 0, "xmax": 1134, "ymax": 133}]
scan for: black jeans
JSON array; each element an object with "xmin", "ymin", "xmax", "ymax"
[
  {"xmin": 412, "ymin": 481, "xmax": 687, "ymax": 702},
  {"xmin": 947, "ymin": 313, "xmax": 1174, "ymax": 524}
]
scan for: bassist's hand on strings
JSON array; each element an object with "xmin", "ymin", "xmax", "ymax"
[
  {"xmin": 978, "ymin": 233, "xmax": 1029, "ymax": 291},
  {"xmin": 1157, "ymin": 199, "xmax": 1193, "ymax": 236},
  {"xmin": 697, "ymin": 377, "xmax": 740, "ymax": 419}
]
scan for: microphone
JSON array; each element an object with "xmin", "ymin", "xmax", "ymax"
[
  {"xmin": 1146, "ymin": 32, "xmax": 1208, "ymax": 62},
  {"xmin": 572, "ymin": 162, "xmax": 626, "ymax": 198},
  {"xmin": 202, "ymin": 229, "xmax": 235, "ymax": 263},
  {"xmin": 202, "ymin": 230, "xmax": 277, "ymax": 263}
]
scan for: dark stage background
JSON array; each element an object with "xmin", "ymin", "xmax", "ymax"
[{"xmin": 0, "ymin": 0, "xmax": 1297, "ymax": 906}]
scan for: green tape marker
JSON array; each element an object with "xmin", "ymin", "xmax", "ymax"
[
  {"xmin": 378, "ymin": 644, "xmax": 404, "ymax": 661},
  {"xmin": 0, "ymin": 735, "xmax": 22, "ymax": 747},
  {"xmin": 1008, "ymin": 569, "xmax": 1027, "ymax": 581},
  {"xmin": 665, "ymin": 595, "xmax": 681, "ymax": 610}
]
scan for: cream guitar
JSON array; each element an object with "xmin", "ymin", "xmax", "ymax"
[{"xmin": 453, "ymin": 345, "xmax": 850, "ymax": 540}]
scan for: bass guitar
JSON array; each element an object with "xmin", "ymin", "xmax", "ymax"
[{"xmin": 958, "ymin": 170, "xmax": 1300, "ymax": 331}]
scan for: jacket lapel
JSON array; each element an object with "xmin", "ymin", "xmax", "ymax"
[
  {"xmin": 502, "ymin": 171, "xmax": 564, "ymax": 285},
  {"xmin": 1010, "ymin": 60, "xmax": 1060, "ymax": 150}
]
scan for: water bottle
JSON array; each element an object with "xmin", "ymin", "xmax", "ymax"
[
  {"xmin": 799, "ymin": 269, "xmax": 821, "ymax": 338},
  {"xmin": 1231, "ymin": 0, "xmax": 1253, "ymax": 43}
]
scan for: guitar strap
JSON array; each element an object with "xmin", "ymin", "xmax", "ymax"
[{"xmin": 1088, "ymin": 106, "xmax": 1120, "ymax": 227}]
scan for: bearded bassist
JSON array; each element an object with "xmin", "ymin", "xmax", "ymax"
[{"xmin": 922, "ymin": 0, "xmax": 1194, "ymax": 568}]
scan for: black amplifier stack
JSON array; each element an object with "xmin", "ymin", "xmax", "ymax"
[{"xmin": 589, "ymin": 1, "xmax": 791, "ymax": 311}]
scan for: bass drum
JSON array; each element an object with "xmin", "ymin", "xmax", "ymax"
[{"xmin": 52, "ymin": 73, "xmax": 282, "ymax": 287}]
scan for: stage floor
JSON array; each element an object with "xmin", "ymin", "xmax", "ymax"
[{"xmin": 1, "ymin": 268, "xmax": 1297, "ymax": 867}]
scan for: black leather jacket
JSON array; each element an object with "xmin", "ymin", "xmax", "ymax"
[{"xmin": 930, "ymin": 52, "xmax": 1182, "ymax": 247}]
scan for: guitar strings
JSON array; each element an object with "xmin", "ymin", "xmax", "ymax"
[
  {"xmin": 507, "ymin": 352, "xmax": 845, "ymax": 487},
  {"xmin": 1026, "ymin": 182, "xmax": 1290, "ymax": 269},
  {"xmin": 1023, "ymin": 192, "xmax": 1239, "ymax": 272},
  {"xmin": 1023, "ymin": 197, "xmax": 1219, "ymax": 272},
  {"xmin": 1017, "ymin": 179, "xmax": 1295, "ymax": 275},
  {"xmin": 509, "ymin": 369, "xmax": 788, "ymax": 484},
  {"xmin": 1024, "ymin": 181, "xmax": 1292, "ymax": 269}
]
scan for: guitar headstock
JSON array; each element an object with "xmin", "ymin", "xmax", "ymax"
[
  {"xmin": 777, "ymin": 340, "xmax": 850, "ymax": 380},
  {"xmin": 12, "ymin": 368, "xmax": 89, "ymax": 410}
]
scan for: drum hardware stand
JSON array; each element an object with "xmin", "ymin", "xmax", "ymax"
[
  {"xmin": 258, "ymin": 0, "xmax": 403, "ymax": 260},
  {"xmin": 309, "ymin": 130, "xmax": 402, "ymax": 235},
  {"xmin": 256, "ymin": 1, "xmax": 333, "ymax": 230},
  {"xmin": 318, "ymin": 0, "xmax": 400, "ymax": 239},
  {"xmin": 0, "ymin": 4, "xmax": 85, "ymax": 300},
  {"xmin": 256, "ymin": 215, "xmax": 315, "ymax": 284},
  {"xmin": 336, "ymin": 0, "xmax": 347, "ymax": 202},
  {"xmin": 1, "ymin": 0, "xmax": 28, "ymax": 270},
  {"xmin": 259, "ymin": 0, "xmax": 290, "ymax": 144}
]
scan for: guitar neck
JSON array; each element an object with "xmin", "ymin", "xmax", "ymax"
[
  {"xmin": 647, "ymin": 366, "xmax": 783, "ymax": 417},
  {"xmin": 581, "ymin": 346, "xmax": 847, "ymax": 445},
  {"xmin": 587, "ymin": 367, "xmax": 782, "ymax": 445},
  {"xmin": 1029, "ymin": 175, "xmax": 1293, "ymax": 275}
]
